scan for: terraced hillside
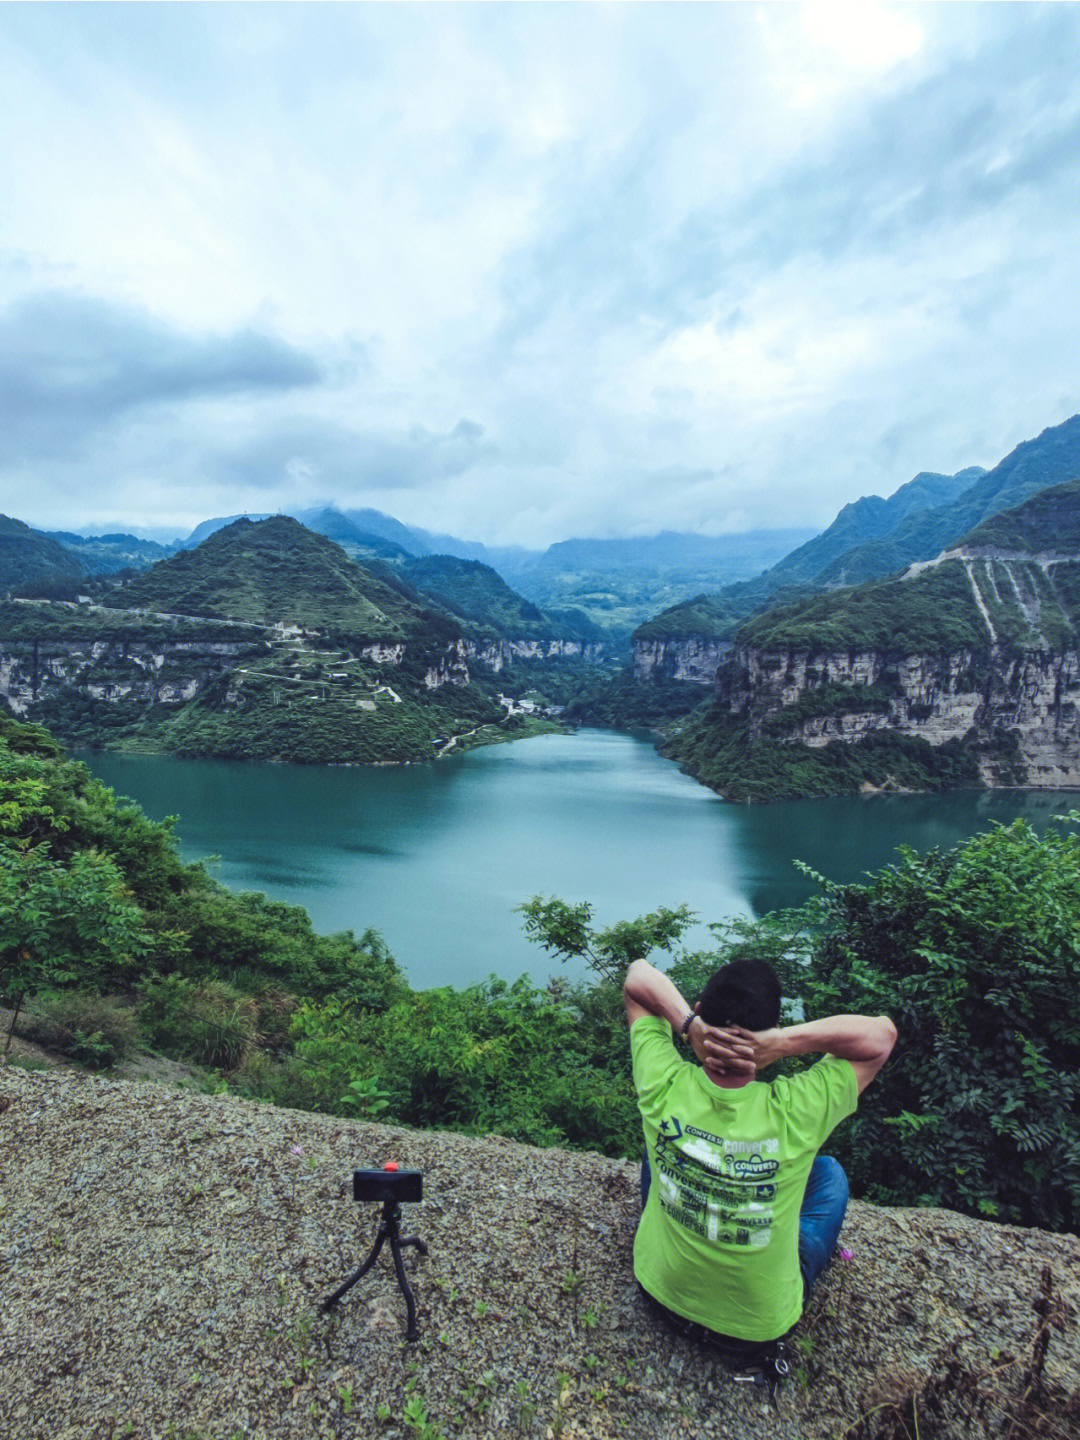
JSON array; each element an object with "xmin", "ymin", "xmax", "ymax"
[{"xmin": 0, "ymin": 517, "xmax": 618, "ymax": 763}]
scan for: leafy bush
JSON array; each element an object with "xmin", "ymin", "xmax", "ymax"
[
  {"xmin": 138, "ymin": 974, "xmax": 260, "ymax": 1070},
  {"xmin": 800, "ymin": 816, "xmax": 1080, "ymax": 1231},
  {"xmin": 19, "ymin": 991, "xmax": 139, "ymax": 1068},
  {"xmin": 277, "ymin": 978, "xmax": 642, "ymax": 1154}
]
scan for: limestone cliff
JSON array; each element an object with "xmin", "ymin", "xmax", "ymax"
[
  {"xmin": 720, "ymin": 642, "xmax": 1080, "ymax": 788},
  {"xmin": 0, "ymin": 636, "xmax": 253, "ymax": 715},
  {"xmin": 663, "ymin": 487, "xmax": 1080, "ymax": 797},
  {"xmin": 465, "ymin": 636, "xmax": 607, "ymax": 671},
  {"xmin": 633, "ymin": 636, "xmax": 731, "ymax": 684}
]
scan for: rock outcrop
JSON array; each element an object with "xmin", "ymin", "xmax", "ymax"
[
  {"xmin": 2, "ymin": 1065, "xmax": 1078, "ymax": 1440},
  {"xmin": 717, "ymin": 644, "xmax": 1080, "ymax": 788},
  {"xmin": 633, "ymin": 636, "xmax": 732, "ymax": 684},
  {"xmin": 0, "ymin": 637, "xmax": 252, "ymax": 715},
  {"xmin": 466, "ymin": 637, "xmax": 607, "ymax": 672}
]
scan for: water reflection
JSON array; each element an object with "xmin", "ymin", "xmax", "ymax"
[
  {"xmin": 79, "ymin": 735, "xmax": 1077, "ymax": 988},
  {"xmin": 729, "ymin": 789, "xmax": 1079, "ymax": 915}
]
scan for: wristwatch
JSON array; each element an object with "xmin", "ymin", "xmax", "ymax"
[{"xmin": 680, "ymin": 1011, "xmax": 697, "ymax": 1038}]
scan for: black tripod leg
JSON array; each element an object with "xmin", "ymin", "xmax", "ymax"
[
  {"xmin": 320, "ymin": 1225, "xmax": 387, "ymax": 1313},
  {"xmin": 388, "ymin": 1236, "xmax": 421, "ymax": 1342}
]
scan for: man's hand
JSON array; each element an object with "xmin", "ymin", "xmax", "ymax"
[
  {"xmin": 688, "ymin": 1016, "xmax": 757, "ymax": 1077},
  {"xmin": 739, "ymin": 1027, "xmax": 788, "ymax": 1071}
]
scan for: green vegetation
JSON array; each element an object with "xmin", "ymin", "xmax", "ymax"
[
  {"xmin": 0, "ymin": 519, "xmax": 612, "ymax": 765},
  {"xmin": 566, "ymin": 666, "xmax": 704, "ymax": 730},
  {"xmin": 813, "ymin": 412, "xmax": 1080, "ymax": 585},
  {"xmin": 498, "ymin": 528, "xmax": 814, "ymax": 636},
  {"xmin": 796, "ymin": 817, "xmax": 1080, "ymax": 1230},
  {"xmin": 103, "ymin": 515, "xmax": 435, "ymax": 640},
  {"xmin": 0, "ymin": 713, "xmax": 404, "ymax": 1031},
  {"xmin": 664, "ymin": 703, "xmax": 987, "ymax": 802},
  {"xmin": 632, "ymin": 593, "xmax": 735, "ymax": 642},
  {"xmin": 956, "ymin": 478, "xmax": 1080, "ymax": 553},
  {"xmin": 1049, "ymin": 560, "xmax": 1080, "ymax": 622},
  {"xmin": 40, "ymin": 530, "xmax": 177, "ymax": 577},
  {"xmin": 0, "ymin": 599, "xmax": 264, "ymax": 644},
  {"xmin": 0, "ymin": 515, "xmax": 86, "ymax": 598},
  {"xmin": 759, "ymin": 682, "xmax": 894, "ymax": 736},
  {"xmin": 3, "ymin": 712, "xmax": 1079, "ymax": 1232},
  {"xmin": 651, "ymin": 478, "xmax": 1080, "ymax": 802},
  {"xmin": 153, "ymin": 672, "xmax": 502, "ymax": 765},
  {"xmin": 402, "ymin": 555, "xmax": 552, "ymax": 637},
  {"xmin": 736, "ymin": 561, "xmax": 995, "ymax": 653}
]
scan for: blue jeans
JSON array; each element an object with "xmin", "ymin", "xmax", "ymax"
[{"xmin": 640, "ymin": 1153, "xmax": 849, "ymax": 1295}]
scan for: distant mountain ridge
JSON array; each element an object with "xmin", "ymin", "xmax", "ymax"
[
  {"xmin": 814, "ymin": 415, "xmax": 1080, "ymax": 586},
  {"xmin": 0, "ymin": 515, "xmax": 87, "ymax": 596},
  {"xmin": 169, "ymin": 510, "xmax": 817, "ymax": 635},
  {"xmin": 769, "ymin": 467, "xmax": 986, "ymax": 584},
  {"xmin": 637, "ymin": 414, "xmax": 1080, "ymax": 647}
]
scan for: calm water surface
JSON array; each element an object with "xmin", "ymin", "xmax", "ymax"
[{"xmin": 79, "ymin": 731, "xmax": 1078, "ymax": 988}]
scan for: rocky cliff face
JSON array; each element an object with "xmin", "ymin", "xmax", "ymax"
[
  {"xmin": 0, "ymin": 628, "xmax": 608, "ymax": 713},
  {"xmin": 721, "ymin": 643, "xmax": 1080, "ymax": 787},
  {"xmin": 633, "ymin": 636, "xmax": 731, "ymax": 683},
  {"xmin": 0, "ymin": 638, "xmax": 251, "ymax": 715},
  {"xmin": 419, "ymin": 638, "xmax": 607, "ymax": 690},
  {"xmin": 465, "ymin": 637, "xmax": 607, "ymax": 672}
]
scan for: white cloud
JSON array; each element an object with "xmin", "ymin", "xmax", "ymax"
[{"xmin": 1, "ymin": 3, "xmax": 1079, "ymax": 546}]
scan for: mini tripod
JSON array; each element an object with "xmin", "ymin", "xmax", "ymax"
[{"xmin": 321, "ymin": 1166, "xmax": 428, "ymax": 1342}]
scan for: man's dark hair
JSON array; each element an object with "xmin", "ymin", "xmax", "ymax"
[{"xmin": 697, "ymin": 956, "xmax": 782, "ymax": 1031}]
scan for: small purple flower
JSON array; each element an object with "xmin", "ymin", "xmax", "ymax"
[
  {"xmin": 290, "ymin": 1145, "xmax": 305, "ymax": 1158},
  {"xmin": 838, "ymin": 1247, "xmax": 853, "ymax": 1261}
]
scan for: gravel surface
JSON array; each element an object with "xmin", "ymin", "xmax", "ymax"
[{"xmin": 2, "ymin": 1065, "xmax": 1078, "ymax": 1440}]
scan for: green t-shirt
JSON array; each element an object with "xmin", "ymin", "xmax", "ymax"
[{"xmin": 630, "ymin": 1015, "xmax": 857, "ymax": 1342}]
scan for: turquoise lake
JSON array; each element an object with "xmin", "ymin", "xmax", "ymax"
[{"xmin": 79, "ymin": 731, "xmax": 1079, "ymax": 989}]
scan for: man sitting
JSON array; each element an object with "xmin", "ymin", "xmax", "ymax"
[{"xmin": 624, "ymin": 955, "xmax": 896, "ymax": 1368}]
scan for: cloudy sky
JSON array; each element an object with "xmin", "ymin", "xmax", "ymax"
[{"xmin": 3, "ymin": 3, "xmax": 1080, "ymax": 547}]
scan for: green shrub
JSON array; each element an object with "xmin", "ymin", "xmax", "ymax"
[
  {"xmin": 20, "ymin": 991, "xmax": 138, "ymax": 1068},
  {"xmin": 800, "ymin": 816, "xmax": 1080, "ymax": 1231},
  {"xmin": 138, "ymin": 974, "xmax": 260, "ymax": 1070}
]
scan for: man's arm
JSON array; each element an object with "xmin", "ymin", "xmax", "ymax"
[
  {"xmin": 742, "ymin": 1014, "xmax": 897, "ymax": 1095},
  {"xmin": 623, "ymin": 959, "xmax": 756, "ymax": 1075}
]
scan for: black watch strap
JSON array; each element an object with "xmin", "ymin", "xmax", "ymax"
[{"xmin": 680, "ymin": 1011, "xmax": 696, "ymax": 1037}]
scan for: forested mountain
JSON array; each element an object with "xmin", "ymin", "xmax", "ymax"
[
  {"xmin": 296, "ymin": 507, "xmax": 415, "ymax": 562},
  {"xmin": 103, "ymin": 515, "xmax": 430, "ymax": 640},
  {"xmin": 766, "ymin": 466, "xmax": 986, "ymax": 585},
  {"xmin": 637, "ymin": 467, "xmax": 987, "ymax": 642},
  {"xmin": 662, "ymin": 478, "xmax": 1080, "ymax": 800},
  {"xmin": 814, "ymin": 413, "xmax": 1080, "ymax": 585},
  {"xmin": 183, "ymin": 506, "xmax": 427, "ymax": 556},
  {"xmin": 41, "ymin": 530, "xmax": 179, "ymax": 575},
  {"xmin": 401, "ymin": 554, "xmax": 600, "ymax": 641},
  {"xmin": 634, "ymin": 413, "xmax": 1080, "ymax": 656},
  {"xmin": 0, "ymin": 515, "xmax": 86, "ymax": 595},
  {"xmin": 171, "ymin": 509, "xmax": 814, "ymax": 634},
  {"xmin": 738, "ymin": 481, "xmax": 1080, "ymax": 655},
  {"xmin": 495, "ymin": 528, "xmax": 817, "ymax": 632},
  {"xmin": 0, "ymin": 516, "xmax": 614, "ymax": 765}
]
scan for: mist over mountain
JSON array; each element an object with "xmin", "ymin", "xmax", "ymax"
[{"xmin": 168, "ymin": 509, "xmax": 816, "ymax": 634}]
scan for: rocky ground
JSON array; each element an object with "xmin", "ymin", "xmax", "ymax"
[{"xmin": 2, "ymin": 1064, "xmax": 1078, "ymax": 1440}]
